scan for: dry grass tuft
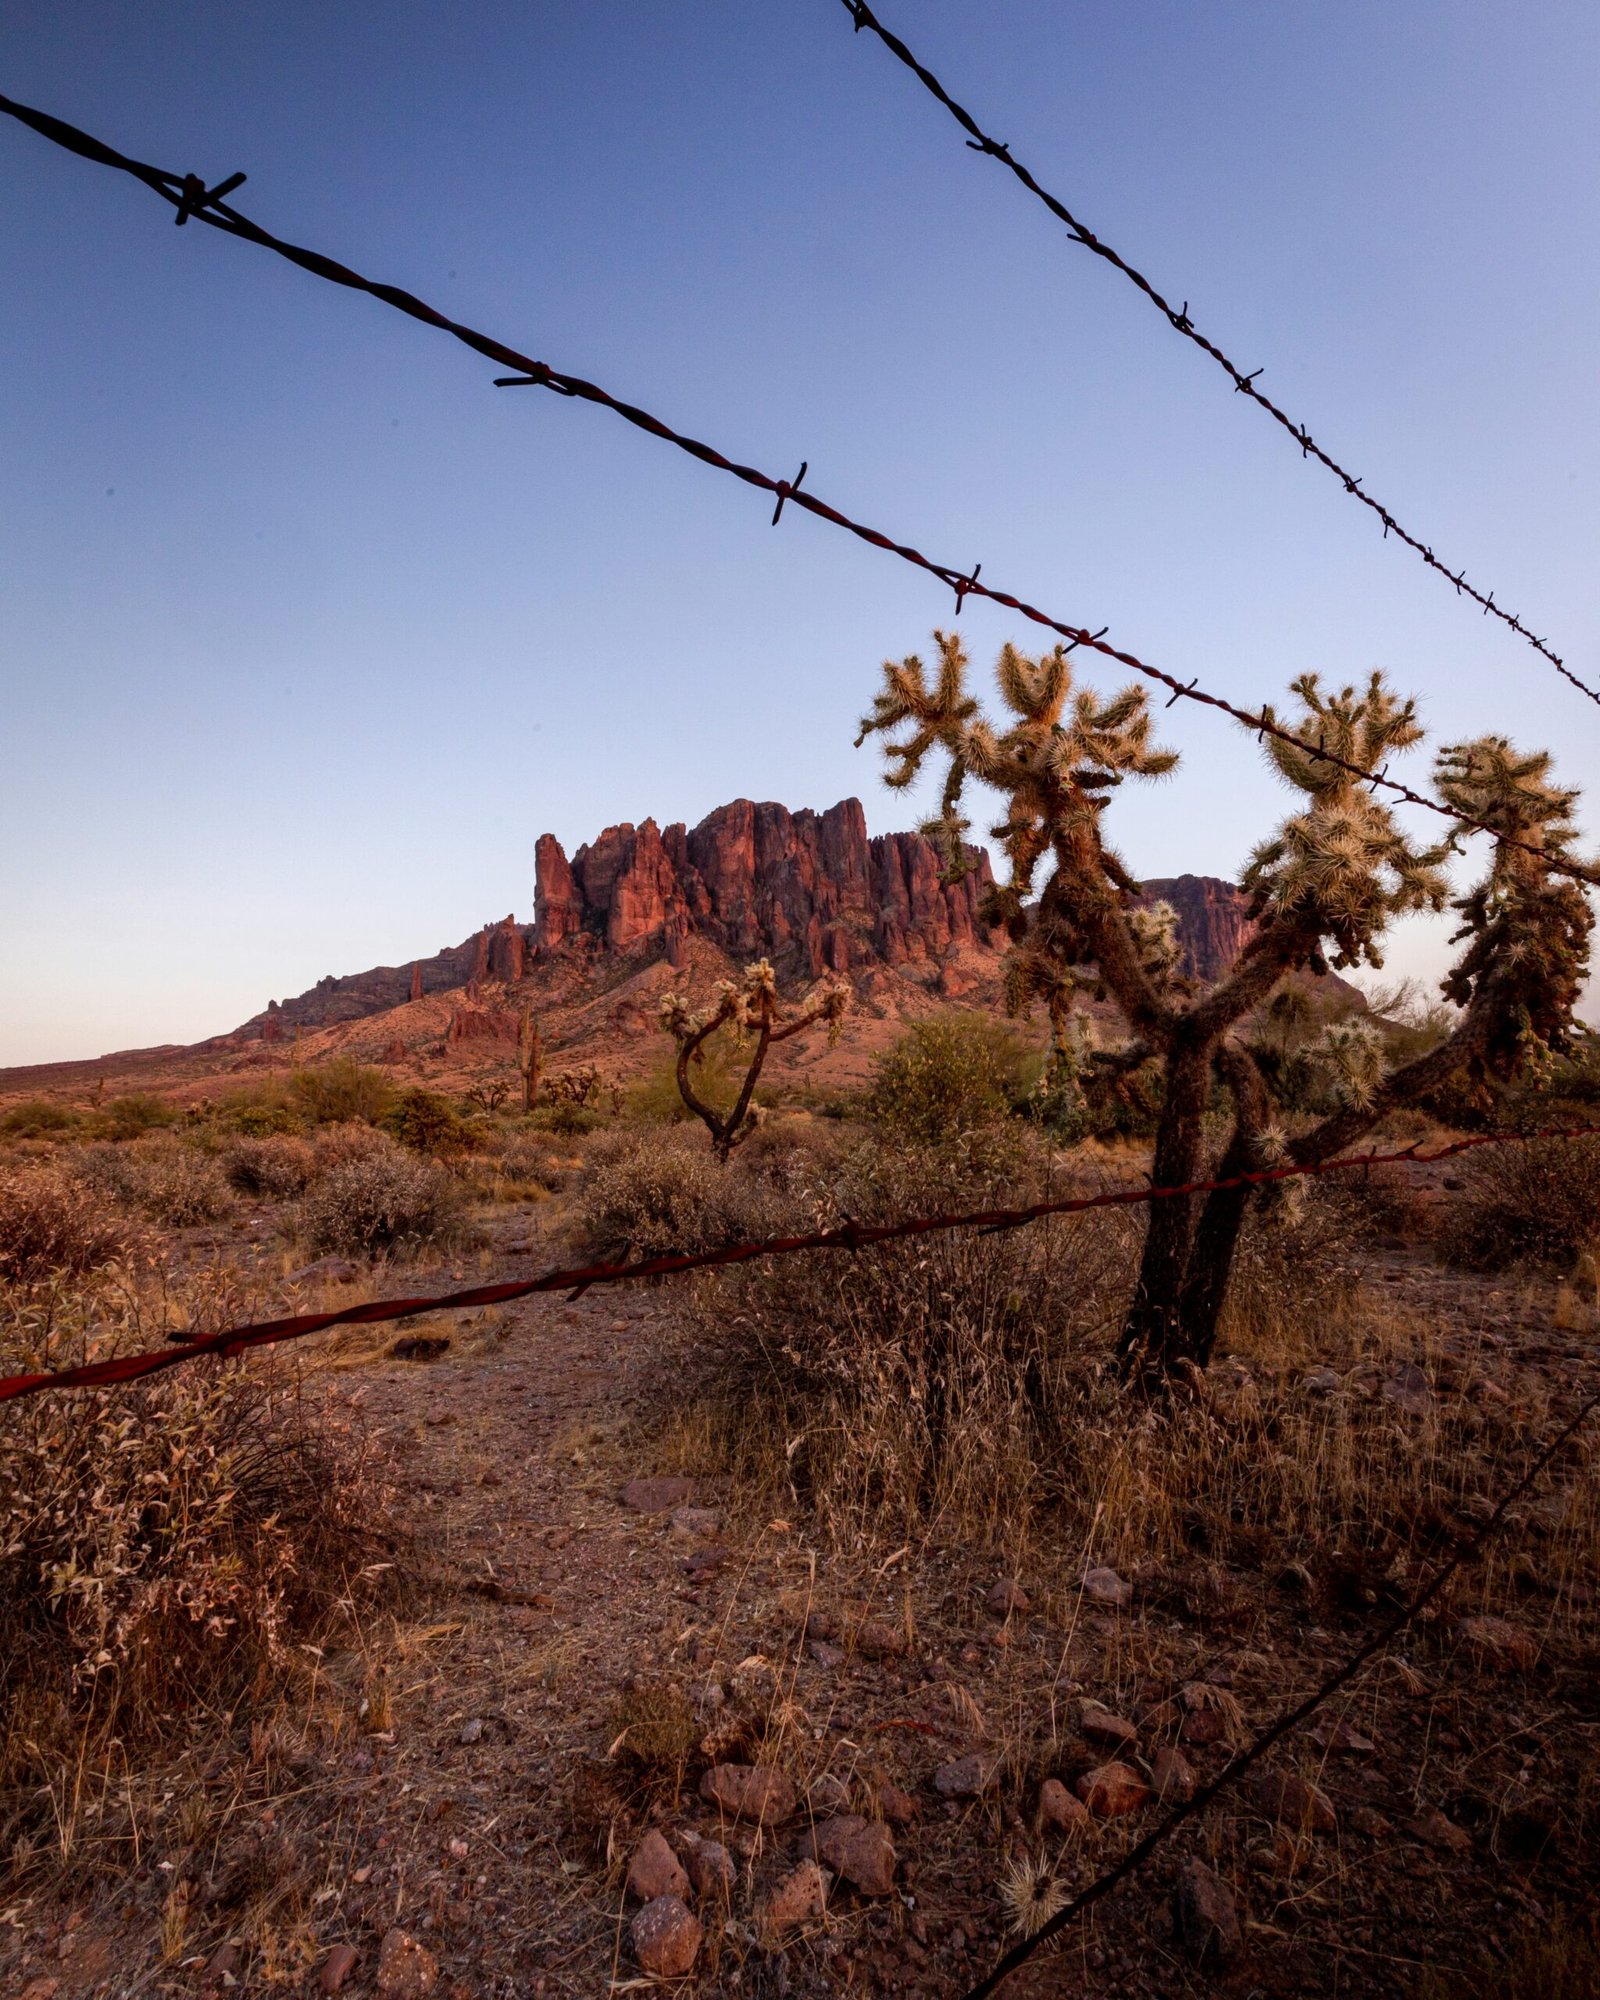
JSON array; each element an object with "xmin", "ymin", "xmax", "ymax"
[{"xmin": 1442, "ymin": 1133, "xmax": 1600, "ymax": 1270}]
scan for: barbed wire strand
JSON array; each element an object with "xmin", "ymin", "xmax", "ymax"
[
  {"xmin": 959, "ymin": 1377, "xmax": 1600, "ymax": 1997},
  {"xmin": 0, "ymin": 91, "xmax": 1594, "ymax": 890},
  {"xmin": 4, "ymin": 1121, "xmax": 1598, "ymax": 1407},
  {"xmin": 838, "ymin": 0, "xmax": 1600, "ymax": 711}
]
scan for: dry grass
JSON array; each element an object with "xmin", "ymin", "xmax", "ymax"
[{"xmin": 1442, "ymin": 1132, "xmax": 1600, "ymax": 1270}]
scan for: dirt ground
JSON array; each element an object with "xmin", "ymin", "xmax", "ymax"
[{"xmin": 3, "ymin": 1166, "xmax": 1599, "ymax": 2000}]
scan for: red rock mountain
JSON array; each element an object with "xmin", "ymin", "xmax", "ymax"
[{"xmin": 228, "ymin": 801, "xmax": 1272, "ymax": 1042}]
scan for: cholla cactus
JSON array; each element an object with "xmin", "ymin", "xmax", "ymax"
[
  {"xmin": 660, "ymin": 959, "xmax": 849, "ymax": 1162},
  {"xmin": 858, "ymin": 632, "xmax": 1592, "ymax": 1387}
]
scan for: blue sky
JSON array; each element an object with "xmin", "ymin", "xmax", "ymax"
[{"xmin": 3, "ymin": 0, "xmax": 1597, "ymax": 1065}]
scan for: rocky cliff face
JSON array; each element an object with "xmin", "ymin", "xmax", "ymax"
[
  {"xmin": 536, "ymin": 797, "xmax": 1000, "ymax": 982},
  {"xmin": 1139, "ymin": 875, "xmax": 1257, "ymax": 985}
]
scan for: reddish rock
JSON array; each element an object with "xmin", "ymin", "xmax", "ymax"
[
  {"xmin": 1173, "ymin": 1857, "xmax": 1242, "ymax": 1968},
  {"xmin": 630, "ymin": 1896, "xmax": 702, "ymax": 1978},
  {"xmin": 1038, "ymin": 1778, "xmax": 1089, "ymax": 1833},
  {"xmin": 680, "ymin": 1832, "xmax": 735, "ymax": 1901},
  {"xmin": 409, "ymin": 962, "xmax": 423, "ymax": 1004},
  {"xmin": 1075, "ymin": 1762, "xmax": 1150, "ymax": 1818},
  {"xmin": 534, "ymin": 796, "xmax": 999, "ymax": 982},
  {"xmin": 1138, "ymin": 875, "xmax": 1256, "ymax": 983},
  {"xmin": 876, "ymin": 1782, "xmax": 919, "ymax": 1825},
  {"xmin": 375, "ymin": 1930, "xmax": 437, "ymax": 1999},
  {"xmin": 1150, "ymin": 1746, "xmax": 1197, "ymax": 1804},
  {"xmin": 619, "ymin": 1476, "xmax": 695, "ymax": 1514},
  {"xmin": 1080, "ymin": 1566, "xmax": 1133, "ymax": 1608},
  {"xmin": 1079, "ymin": 1702, "xmax": 1138, "ymax": 1750},
  {"xmin": 986, "ymin": 1578, "xmax": 1030, "ymax": 1617},
  {"xmin": 762, "ymin": 1860, "xmax": 829, "ymax": 1934},
  {"xmin": 853, "ymin": 1617, "xmax": 906, "ymax": 1661},
  {"xmin": 1410, "ymin": 1807, "xmax": 1473, "ymax": 1854},
  {"xmin": 627, "ymin": 1829, "xmax": 689, "ymax": 1902},
  {"xmin": 700, "ymin": 1764, "xmax": 797, "ymax": 1824},
  {"xmin": 319, "ymin": 1943, "xmax": 359, "ymax": 1993},
  {"xmin": 933, "ymin": 1754, "xmax": 998, "ymax": 1800},
  {"xmin": 797, "ymin": 1816, "xmax": 897, "ymax": 1895},
  {"xmin": 445, "ymin": 1005, "xmax": 519, "ymax": 1045},
  {"xmin": 1244, "ymin": 1769, "xmax": 1336, "ymax": 1833}
]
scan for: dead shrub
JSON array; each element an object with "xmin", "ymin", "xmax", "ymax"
[
  {"xmin": 1441, "ymin": 1134, "xmax": 1600, "ymax": 1270},
  {"xmin": 0, "ymin": 1273, "xmax": 402, "ymax": 1856},
  {"xmin": 296, "ymin": 1140, "xmax": 472, "ymax": 1259},
  {"xmin": 222, "ymin": 1134, "xmax": 318, "ymax": 1200},
  {"xmin": 696, "ymin": 1131, "xmax": 1139, "ymax": 1544},
  {"xmin": 0, "ymin": 1168, "xmax": 129, "ymax": 1284},
  {"xmin": 574, "ymin": 1127, "xmax": 785, "ymax": 1263},
  {"xmin": 1419, "ymin": 1908, "xmax": 1600, "ymax": 2000},
  {"xmin": 134, "ymin": 1142, "xmax": 235, "ymax": 1227}
]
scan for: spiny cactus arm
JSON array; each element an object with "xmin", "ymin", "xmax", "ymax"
[
  {"xmin": 767, "ymin": 981, "xmax": 851, "ymax": 1046},
  {"xmin": 1190, "ymin": 914, "xmax": 1326, "ymax": 1039}
]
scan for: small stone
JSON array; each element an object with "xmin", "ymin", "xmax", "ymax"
[
  {"xmin": 457, "ymin": 1718, "xmax": 484, "ymax": 1745},
  {"xmin": 854, "ymin": 1618, "xmax": 906, "ymax": 1660},
  {"xmin": 1075, "ymin": 1762, "xmax": 1149, "ymax": 1818},
  {"xmin": 933, "ymin": 1754, "xmax": 997, "ymax": 1800},
  {"xmin": 798, "ymin": 1816, "xmax": 897, "ymax": 1896},
  {"xmin": 319, "ymin": 1943, "xmax": 359, "ymax": 1994},
  {"xmin": 700, "ymin": 1763, "xmax": 797, "ymax": 1825},
  {"xmin": 619, "ymin": 1476, "xmax": 696, "ymax": 1514},
  {"xmin": 669, "ymin": 1506, "xmax": 722, "ymax": 1540},
  {"xmin": 1080, "ymin": 1567, "xmax": 1132, "ymax": 1608},
  {"xmin": 986, "ymin": 1577, "xmax": 1031, "ymax": 1617},
  {"xmin": 1410, "ymin": 1807, "xmax": 1473, "ymax": 1854},
  {"xmin": 288, "ymin": 1255, "xmax": 357, "ymax": 1284},
  {"xmin": 1457, "ymin": 1614, "xmax": 1538, "ymax": 1672},
  {"xmin": 1349, "ymin": 1804, "xmax": 1393, "ymax": 1839},
  {"xmin": 1180, "ymin": 1706, "xmax": 1228, "ymax": 1747},
  {"xmin": 1308, "ymin": 1716, "xmax": 1376, "ymax": 1756},
  {"xmin": 809, "ymin": 1638, "xmax": 846, "ymax": 1668},
  {"xmin": 763, "ymin": 1860, "xmax": 829, "ymax": 1934},
  {"xmin": 809, "ymin": 1771, "xmax": 852, "ymax": 1815},
  {"xmin": 204, "ymin": 1942, "xmax": 241, "ymax": 1983},
  {"xmin": 1301, "ymin": 1366, "xmax": 1342, "ymax": 1394},
  {"xmin": 1149, "ymin": 1746, "xmax": 1196, "ymax": 1805},
  {"xmin": 681, "ymin": 1833, "xmax": 735, "ymax": 1901},
  {"xmin": 627, "ymin": 1829, "xmax": 689, "ymax": 1903},
  {"xmin": 630, "ymin": 1896, "xmax": 702, "ymax": 1978},
  {"xmin": 1382, "ymin": 1363, "xmax": 1434, "ymax": 1418},
  {"xmin": 805, "ymin": 1610, "xmax": 838, "ymax": 1641},
  {"xmin": 877, "ymin": 1782, "xmax": 918, "ymax": 1825},
  {"xmin": 1038, "ymin": 1778, "xmax": 1089, "ymax": 1833},
  {"xmin": 1244, "ymin": 1769, "xmax": 1336, "ymax": 1833},
  {"xmin": 376, "ymin": 1929, "xmax": 438, "ymax": 2000},
  {"xmin": 1173, "ymin": 1857, "xmax": 1242, "ymax": 1969},
  {"xmin": 1079, "ymin": 1701, "xmax": 1138, "ymax": 1750}
]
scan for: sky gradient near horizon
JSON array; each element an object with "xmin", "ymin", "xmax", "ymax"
[{"xmin": 3, "ymin": 1, "xmax": 1598, "ymax": 1066}]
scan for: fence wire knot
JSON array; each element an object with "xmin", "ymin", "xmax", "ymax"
[
  {"xmin": 951, "ymin": 561, "xmax": 982, "ymax": 612},
  {"xmin": 770, "ymin": 460, "xmax": 808, "ymax": 525},
  {"xmin": 173, "ymin": 168, "xmax": 245, "ymax": 225}
]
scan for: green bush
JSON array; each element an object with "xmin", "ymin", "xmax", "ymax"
[
  {"xmin": 0, "ymin": 1100, "xmax": 78, "ymax": 1141},
  {"xmin": 535, "ymin": 1101, "xmax": 602, "ymax": 1138},
  {"xmin": 104, "ymin": 1094, "xmax": 177, "ymax": 1138},
  {"xmin": 215, "ymin": 1081, "xmax": 302, "ymax": 1137},
  {"xmin": 867, "ymin": 1014, "xmax": 1030, "ymax": 1144},
  {"xmin": 384, "ymin": 1088, "xmax": 474, "ymax": 1155},
  {"xmin": 288, "ymin": 1060, "xmax": 395, "ymax": 1128},
  {"xmin": 628, "ymin": 1031, "xmax": 751, "ymax": 1125}
]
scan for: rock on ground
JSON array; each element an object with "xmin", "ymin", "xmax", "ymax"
[
  {"xmin": 1173, "ymin": 1857, "xmax": 1243, "ymax": 1969},
  {"xmin": 630, "ymin": 1896, "xmax": 703, "ymax": 1978},
  {"xmin": 1076, "ymin": 1762, "xmax": 1150, "ymax": 1817},
  {"xmin": 797, "ymin": 1815, "xmax": 897, "ymax": 1895},
  {"xmin": 376, "ymin": 1930, "xmax": 438, "ymax": 2000},
  {"xmin": 700, "ymin": 1763, "xmax": 797, "ymax": 1824},
  {"xmin": 763, "ymin": 1860, "xmax": 830, "ymax": 1935},
  {"xmin": 626, "ymin": 1829, "xmax": 689, "ymax": 1902}
]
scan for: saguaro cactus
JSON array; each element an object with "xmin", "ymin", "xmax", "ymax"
[
  {"xmin": 660, "ymin": 959, "xmax": 849, "ymax": 1162},
  {"xmin": 859, "ymin": 630, "xmax": 1592, "ymax": 1386},
  {"xmin": 517, "ymin": 1007, "xmax": 541, "ymax": 1113}
]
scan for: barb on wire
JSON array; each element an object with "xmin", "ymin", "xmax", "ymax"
[
  {"xmin": 0, "ymin": 89, "xmax": 1594, "ymax": 887},
  {"xmin": 960, "ymin": 1378, "xmax": 1600, "ymax": 1998},
  {"xmin": 838, "ymin": 0, "xmax": 1600, "ymax": 711},
  {"xmin": 3, "ymin": 1123, "xmax": 1597, "ymax": 1407}
]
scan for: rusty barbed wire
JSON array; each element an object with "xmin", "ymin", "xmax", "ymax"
[
  {"xmin": 959, "ymin": 1376, "xmax": 1600, "ymax": 1996},
  {"xmin": 0, "ymin": 93, "xmax": 1596, "ymax": 889},
  {"xmin": 839, "ymin": 0, "xmax": 1600, "ymax": 711},
  {"xmin": 3, "ymin": 1121, "xmax": 1598, "ymax": 1406}
]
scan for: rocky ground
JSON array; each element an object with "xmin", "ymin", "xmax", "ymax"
[{"xmin": 4, "ymin": 1165, "xmax": 1597, "ymax": 2000}]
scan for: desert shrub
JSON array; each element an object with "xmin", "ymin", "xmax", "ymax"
[
  {"xmin": 1442, "ymin": 1134, "xmax": 1600, "ymax": 1270},
  {"xmin": 0, "ymin": 1329, "xmax": 400, "ymax": 1803},
  {"xmin": 384, "ymin": 1087, "xmax": 474, "ymax": 1155},
  {"xmin": 575, "ymin": 1129, "xmax": 782, "ymax": 1263},
  {"xmin": 134, "ymin": 1143, "xmax": 235, "ymax": 1227},
  {"xmin": 867, "ymin": 1014, "xmax": 1031, "ymax": 1144},
  {"xmin": 296, "ymin": 1142, "xmax": 471, "ymax": 1259},
  {"xmin": 0, "ymin": 1100, "xmax": 78, "ymax": 1141},
  {"xmin": 215, "ymin": 1079, "xmax": 301, "ymax": 1136},
  {"xmin": 696, "ymin": 1132, "xmax": 1138, "ymax": 1542},
  {"xmin": 1420, "ymin": 1910, "xmax": 1600, "ymax": 2000},
  {"xmin": 223, "ymin": 1134, "xmax": 318, "ymax": 1200},
  {"xmin": 103, "ymin": 1093, "xmax": 177, "ymax": 1138},
  {"xmin": 0, "ymin": 1169, "xmax": 129, "ymax": 1284},
  {"xmin": 288, "ymin": 1060, "xmax": 395, "ymax": 1128},
  {"xmin": 536, "ymin": 1100, "xmax": 602, "ymax": 1138}
]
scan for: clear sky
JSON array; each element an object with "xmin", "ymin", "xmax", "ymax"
[{"xmin": 3, "ymin": 1, "xmax": 1597, "ymax": 1066}]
